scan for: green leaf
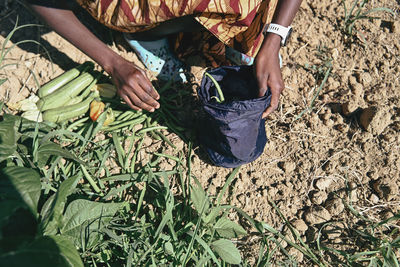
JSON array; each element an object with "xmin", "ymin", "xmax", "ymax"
[
  {"xmin": 40, "ymin": 176, "xmax": 81, "ymax": 235},
  {"xmin": 0, "ymin": 235, "xmax": 84, "ymax": 267},
  {"xmin": 186, "ymin": 231, "xmax": 221, "ymax": 267},
  {"xmin": 3, "ymin": 114, "xmax": 54, "ymax": 139},
  {"xmin": 0, "ymin": 78, "xmax": 7, "ymax": 86},
  {"xmin": 203, "ymin": 206, "xmax": 223, "ymax": 224},
  {"xmin": 190, "ymin": 183, "xmax": 210, "ymax": 214},
  {"xmin": 163, "ymin": 241, "xmax": 174, "ymax": 256},
  {"xmin": 35, "ymin": 142, "xmax": 84, "ymax": 167},
  {"xmin": 216, "ymin": 166, "xmax": 240, "ymax": 205},
  {"xmin": 362, "ymin": 7, "xmax": 396, "ymax": 17},
  {"xmin": 0, "ymin": 116, "xmax": 17, "ymax": 162},
  {"xmin": 211, "ymin": 239, "xmax": 241, "ymax": 264},
  {"xmin": 0, "ymin": 166, "xmax": 41, "ymax": 218},
  {"xmin": 213, "ymin": 217, "xmax": 247, "ymax": 238},
  {"xmin": 61, "ymin": 199, "xmax": 123, "ymax": 249}
]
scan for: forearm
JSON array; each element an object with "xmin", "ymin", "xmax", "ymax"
[
  {"xmin": 255, "ymin": 0, "xmax": 303, "ymax": 117},
  {"xmin": 30, "ymin": 4, "xmax": 120, "ymax": 73},
  {"xmin": 262, "ymin": 0, "xmax": 303, "ymax": 52},
  {"xmin": 271, "ymin": 0, "xmax": 303, "ymax": 27},
  {"xmin": 29, "ymin": 2, "xmax": 159, "ymax": 112}
]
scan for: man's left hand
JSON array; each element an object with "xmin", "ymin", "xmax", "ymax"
[{"xmin": 254, "ymin": 42, "xmax": 284, "ymax": 119}]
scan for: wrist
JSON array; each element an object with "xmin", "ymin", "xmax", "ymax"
[
  {"xmin": 100, "ymin": 51, "xmax": 123, "ymax": 75},
  {"xmin": 260, "ymin": 33, "xmax": 281, "ymax": 54}
]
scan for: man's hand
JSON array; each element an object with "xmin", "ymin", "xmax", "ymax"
[
  {"xmin": 109, "ymin": 57, "xmax": 160, "ymax": 112},
  {"xmin": 254, "ymin": 0, "xmax": 303, "ymax": 118},
  {"xmin": 29, "ymin": 4, "xmax": 160, "ymax": 113},
  {"xmin": 254, "ymin": 35, "xmax": 284, "ymax": 119}
]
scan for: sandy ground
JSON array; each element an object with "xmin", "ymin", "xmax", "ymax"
[{"xmin": 1, "ymin": 0, "xmax": 399, "ymax": 264}]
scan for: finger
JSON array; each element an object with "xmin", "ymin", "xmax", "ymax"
[
  {"xmin": 121, "ymin": 94, "xmax": 141, "ymax": 111},
  {"xmin": 126, "ymin": 71, "xmax": 160, "ymax": 108},
  {"xmin": 263, "ymin": 86, "xmax": 281, "ymax": 118},
  {"xmin": 137, "ymin": 68, "xmax": 160, "ymax": 100},
  {"xmin": 262, "ymin": 109, "xmax": 268, "ymax": 119},
  {"xmin": 136, "ymin": 79, "xmax": 160, "ymax": 109},
  {"xmin": 125, "ymin": 87, "xmax": 157, "ymax": 112},
  {"xmin": 262, "ymin": 106, "xmax": 275, "ymax": 119}
]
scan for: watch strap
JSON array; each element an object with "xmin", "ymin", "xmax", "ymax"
[{"xmin": 264, "ymin": 23, "xmax": 292, "ymax": 46}]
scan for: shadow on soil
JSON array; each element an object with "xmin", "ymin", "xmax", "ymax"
[{"xmin": 0, "ymin": 1, "xmax": 114, "ymax": 71}]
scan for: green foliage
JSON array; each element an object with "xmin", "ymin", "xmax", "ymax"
[
  {"xmin": 320, "ymin": 201, "xmax": 400, "ymax": 266},
  {"xmin": 341, "ymin": 0, "xmax": 396, "ymax": 35},
  {"xmin": 296, "ymin": 46, "xmax": 333, "ymax": 120},
  {"xmin": 213, "ymin": 217, "xmax": 247, "ymax": 238},
  {"xmin": 40, "ymin": 175, "xmax": 81, "ymax": 235},
  {"xmin": 0, "ymin": 116, "xmax": 17, "ymax": 161},
  {"xmin": 0, "ymin": 78, "xmax": 6, "ymax": 86},
  {"xmin": 0, "ymin": 235, "xmax": 83, "ymax": 267},
  {"xmin": 0, "ymin": 166, "xmax": 41, "ymax": 218},
  {"xmin": 34, "ymin": 141, "xmax": 84, "ymax": 167},
  {"xmin": 62, "ymin": 199, "xmax": 124, "ymax": 249},
  {"xmin": 0, "ymin": 165, "xmax": 84, "ymax": 266},
  {"xmin": 0, "ymin": 106, "xmax": 253, "ymax": 266},
  {"xmin": 211, "ymin": 239, "xmax": 241, "ymax": 264}
]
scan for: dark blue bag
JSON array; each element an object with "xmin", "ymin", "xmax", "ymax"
[{"xmin": 197, "ymin": 65, "xmax": 272, "ymax": 168}]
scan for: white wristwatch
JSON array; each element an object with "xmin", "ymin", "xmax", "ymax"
[{"xmin": 264, "ymin": 23, "xmax": 293, "ymax": 47}]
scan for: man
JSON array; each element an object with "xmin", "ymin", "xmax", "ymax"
[{"xmin": 27, "ymin": 0, "xmax": 302, "ymax": 117}]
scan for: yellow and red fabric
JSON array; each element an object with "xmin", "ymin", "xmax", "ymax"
[{"xmin": 77, "ymin": 0, "xmax": 278, "ymax": 64}]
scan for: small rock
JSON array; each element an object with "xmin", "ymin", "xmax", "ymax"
[
  {"xmin": 332, "ymin": 48, "xmax": 339, "ymax": 60},
  {"xmin": 143, "ymin": 136, "xmax": 153, "ymax": 147},
  {"xmin": 280, "ymin": 161, "xmax": 296, "ymax": 174},
  {"xmin": 348, "ymin": 182, "xmax": 357, "ymax": 190},
  {"xmin": 392, "ymin": 21, "xmax": 400, "ymax": 34},
  {"xmin": 159, "ymin": 161, "xmax": 174, "ymax": 170},
  {"xmin": 328, "ymin": 77, "xmax": 340, "ymax": 90},
  {"xmin": 291, "ymin": 219, "xmax": 308, "ymax": 233},
  {"xmin": 323, "ymin": 222, "xmax": 346, "ymax": 239},
  {"xmin": 369, "ymin": 193, "xmax": 380, "ymax": 204},
  {"xmin": 279, "ymin": 238, "xmax": 288, "ymax": 249},
  {"xmin": 349, "ymin": 188, "xmax": 358, "ymax": 203},
  {"xmin": 349, "ymin": 76, "xmax": 358, "ymax": 86},
  {"xmin": 311, "ymin": 191, "xmax": 328, "ymax": 205},
  {"xmin": 342, "ymin": 101, "xmax": 360, "ymax": 115},
  {"xmin": 288, "ymin": 247, "xmax": 304, "ymax": 262},
  {"xmin": 282, "ymin": 66, "xmax": 292, "ymax": 77},
  {"xmin": 351, "ymin": 82, "xmax": 364, "ymax": 97},
  {"xmin": 358, "ymin": 72, "xmax": 373, "ymax": 86},
  {"xmin": 283, "ymin": 231, "xmax": 296, "ymax": 245},
  {"xmin": 360, "ymin": 106, "xmax": 392, "ymax": 135},
  {"xmin": 373, "ymin": 179, "xmax": 399, "ymax": 201},
  {"xmin": 325, "ymin": 198, "xmax": 345, "ymax": 216},
  {"xmin": 315, "ymin": 178, "xmax": 333, "ymax": 191},
  {"xmin": 304, "ymin": 206, "xmax": 332, "ymax": 225}
]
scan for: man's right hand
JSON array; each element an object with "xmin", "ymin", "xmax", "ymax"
[
  {"xmin": 29, "ymin": 4, "xmax": 160, "ymax": 113},
  {"xmin": 108, "ymin": 57, "xmax": 160, "ymax": 112}
]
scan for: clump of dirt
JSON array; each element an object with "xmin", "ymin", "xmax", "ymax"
[
  {"xmin": 360, "ymin": 106, "xmax": 392, "ymax": 135},
  {"xmin": 1, "ymin": 0, "xmax": 399, "ymax": 265}
]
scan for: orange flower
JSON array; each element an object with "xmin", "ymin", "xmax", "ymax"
[{"xmin": 89, "ymin": 100, "xmax": 105, "ymax": 121}]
